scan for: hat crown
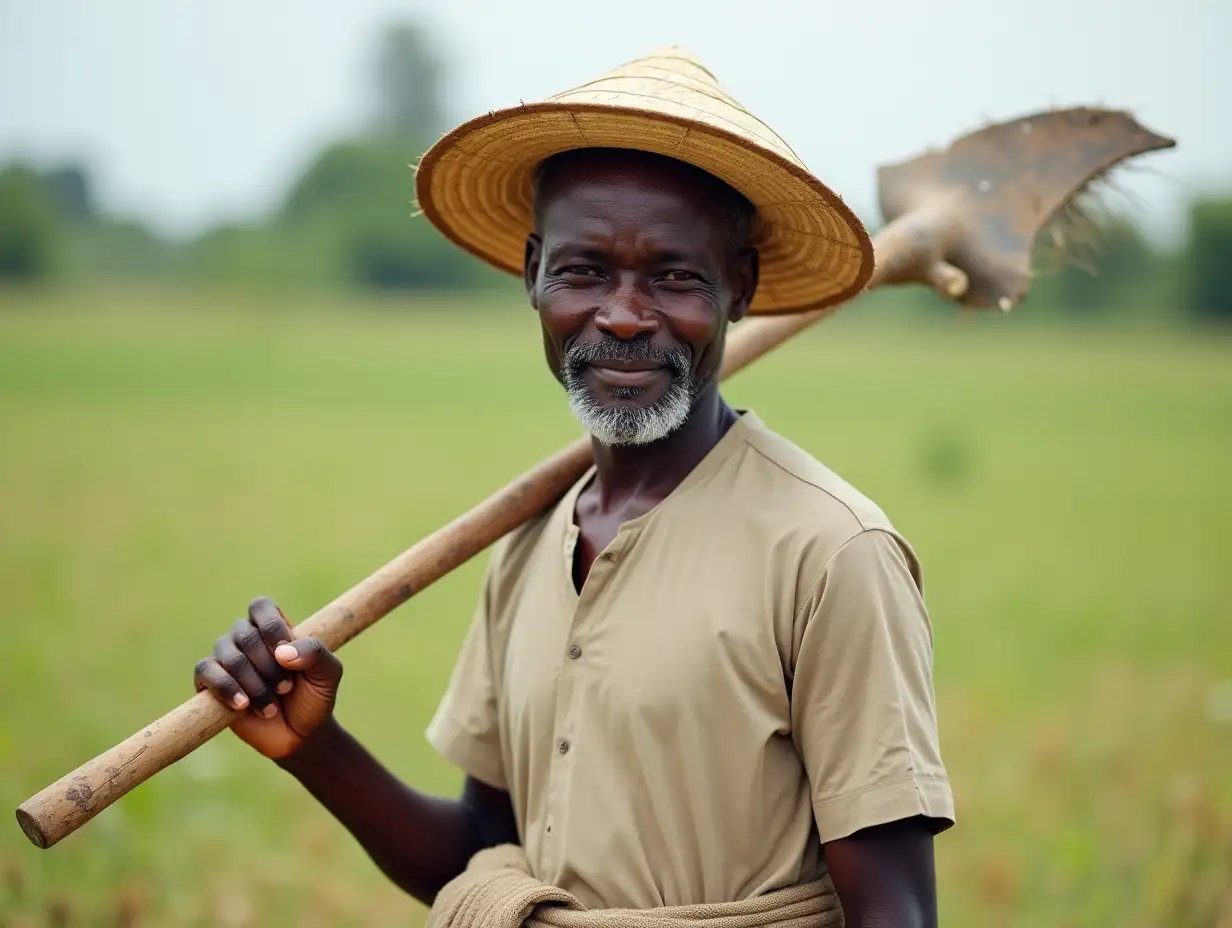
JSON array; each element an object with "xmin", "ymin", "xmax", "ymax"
[
  {"xmin": 558, "ymin": 45, "xmax": 720, "ymax": 91},
  {"xmin": 546, "ymin": 46, "xmax": 807, "ymax": 171}
]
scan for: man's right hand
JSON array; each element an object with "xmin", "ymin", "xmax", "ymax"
[{"xmin": 193, "ymin": 596, "xmax": 343, "ymax": 760}]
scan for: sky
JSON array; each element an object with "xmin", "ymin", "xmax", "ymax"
[{"xmin": 1, "ymin": 0, "xmax": 1227, "ymax": 246}]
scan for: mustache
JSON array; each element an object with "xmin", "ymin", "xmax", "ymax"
[{"xmin": 563, "ymin": 337, "xmax": 690, "ymax": 377}]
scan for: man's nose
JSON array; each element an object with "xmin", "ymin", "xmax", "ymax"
[{"xmin": 594, "ymin": 285, "xmax": 659, "ymax": 340}]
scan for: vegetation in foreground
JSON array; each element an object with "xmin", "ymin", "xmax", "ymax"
[{"xmin": 1, "ymin": 287, "xmax": 1229, "ymax": 927}]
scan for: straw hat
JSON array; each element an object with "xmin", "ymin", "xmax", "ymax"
[{"xmin": 413, "ymin": 46, "xmax": 874, "ymax": 317}]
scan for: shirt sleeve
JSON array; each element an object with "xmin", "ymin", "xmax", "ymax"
[
  {"xmin": 425, "ymin": 553, "xmax": 507, "ymax": 790},
  {"xmin": 790, "ymin": 528, "xmax": 955, "ymax": 845}
]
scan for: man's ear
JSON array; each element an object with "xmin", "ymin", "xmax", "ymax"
[
  {"xmin": 524, "ymin": 233, "xmax": 543, "ymax": 309},
  {"xmin": 728, "ymin": 246, "xmax": 760, "ymax": 324}
]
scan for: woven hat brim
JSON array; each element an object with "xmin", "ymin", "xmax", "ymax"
[{"xmin": 414, "ymin": 102, "xmax": 874, "ymax": 317}]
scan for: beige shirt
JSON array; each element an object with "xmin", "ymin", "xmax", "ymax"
[{"xmin": 427, "ymin": 410, "xmax": 954, "ymax": 910}]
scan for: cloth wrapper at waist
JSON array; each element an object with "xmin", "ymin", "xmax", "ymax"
[{"xmin": 425, "ymin": 845, "xmax": 845, "ymax": 928}]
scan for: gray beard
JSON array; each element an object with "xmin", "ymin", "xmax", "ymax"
[{"xmin": 561, "ymin": 338, "xmax": 696, "ymax": 447}]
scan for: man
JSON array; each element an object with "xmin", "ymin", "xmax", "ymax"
[{"xmin": 193, "ymin": 47, "xmax": 954, "ymax": 928}]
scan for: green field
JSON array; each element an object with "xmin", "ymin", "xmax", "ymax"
[{"xmin": 1, "ymin": 285, "xmax": 1230, "ymax": 927}]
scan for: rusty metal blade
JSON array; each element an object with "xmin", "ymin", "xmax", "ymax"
[{"xmin": 875, "ymin": 107, "xmax": 1177, "ymax": 309}]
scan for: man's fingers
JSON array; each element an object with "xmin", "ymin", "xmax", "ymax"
[
  {"xmin": 231, "ymin": 617, "xmax": 289, "ymax": 695},
  {"xmin": 215, "ymin": 636, "xmax": 279, "ymax": 718},
  {"xmin": 249, "ymin": 597, "xmax": 296, "ymax": 695},
  {"xmin": 194, "ymin": 657, "xmax": 249, "ymax": 712},
  {"xmin": 249, "ymin": 596, "xmax": 294, "ymax": 646},
  {"xmin": 274, "ymin": 638, "xmax": 342, "ymax": 690}
]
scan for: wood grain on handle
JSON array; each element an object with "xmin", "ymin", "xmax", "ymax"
[
  {"xmin": 17, "ymin": 214, "xmax": 942, "ymax": 851},
  {"xmin": 17, "ymin": 436, "xmax": 596, "ymax": 850},
  {"xmin": 717, "ymin": 211, "xmax": 946, "ymax": 383},
  {"xmin": 16, "ymin": 689, "xmax": 235, "ymax": 849}
]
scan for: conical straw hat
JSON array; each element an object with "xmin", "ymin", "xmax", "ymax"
[{"xmin": 413, "ymin": 46, "xmax": 874, "ymax": 316}]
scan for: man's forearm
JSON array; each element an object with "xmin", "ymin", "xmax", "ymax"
[
  {"xmin": 824, "ymin": 818, "xmax": 939, "ymax": 928},
  {"xmin": 276, "ymin": 718, "xmax": 487, "ymax": 905}
]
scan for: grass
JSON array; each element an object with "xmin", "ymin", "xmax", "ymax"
[{"xmin": 1, "ymin": 284, "xmax": 1230, "ymax": 927}]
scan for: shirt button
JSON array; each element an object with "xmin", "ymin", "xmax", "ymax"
[
  {"xmin": 557, "ymin": 738, "xmax": 571, "ymax": 755},
  {"xmin": 568, "ymin": 644, "xmax": 582, "ymax": 660}
]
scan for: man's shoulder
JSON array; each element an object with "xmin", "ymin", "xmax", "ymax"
[
  {"xmin": 735, "ymin": 414, "xmax": 898, "ymax": 537},
  {"xmin": 729, "ymin": 414, "xmax": 922, "ymax": 588}
]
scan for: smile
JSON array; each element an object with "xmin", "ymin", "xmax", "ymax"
[{"xmin": 587, "ymin": 363, "xmax": 668, "ymax": 388}]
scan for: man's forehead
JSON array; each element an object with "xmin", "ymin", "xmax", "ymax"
[
  {"xmin": 537, "ymin": 158, "xmax": 728, "ymax": 235},
  {"xmin": 538, "ymin": 184, "xmax": 722, "ymax": 257},
  {"xmin": 531, "ymin": 148, "xmax": 755, "ymax": 256}
]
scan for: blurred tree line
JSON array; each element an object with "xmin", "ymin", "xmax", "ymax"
[
  {"xmin": 1023, "ymin": 202, "xmax": 1232, "ymax": 324},
  {"xmin": 0, "ymin": 21, "xmax": 510, "ymax": 298},
  {"xmin": 0, "ymin": 19, "xmax": 1229, "ymax": 322}
]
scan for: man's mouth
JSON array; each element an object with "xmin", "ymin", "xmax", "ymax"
[{"xmin": 586, "ymin": 359, "xmax": 667, "ymax": 388}]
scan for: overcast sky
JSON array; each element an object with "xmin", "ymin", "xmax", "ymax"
[{"xmin": 1, "ymin": 0, "xmax": 1226, "ymax": 245}]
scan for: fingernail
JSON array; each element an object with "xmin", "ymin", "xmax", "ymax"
[
  {"xmin": 233, "ymin": 693, "xmax": 249, "ymax": 710},
  {"xmin": 275, "ymin": 679, "xmax": 293, "ymax": 694},
  {"xmin": 274, "ymin": 644, "xmax": 297, "ymax": 662},
  {"xmin": 260, "ymin": 703, "xmax": 279, "ymax": 719}
]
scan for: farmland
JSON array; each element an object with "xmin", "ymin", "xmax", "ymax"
[{"xmin": 1, "ymin": 285, "xmax": 1229, "ymax": 927}]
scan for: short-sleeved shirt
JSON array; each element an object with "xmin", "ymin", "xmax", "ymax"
[{"xmin": 426, "ymin": 410, "xmax": 954, "ymax": 910}]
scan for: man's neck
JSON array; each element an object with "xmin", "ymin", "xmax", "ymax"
[{"xmin": 587, "ymin": 386, "xmax": 739, "ymax": 514}]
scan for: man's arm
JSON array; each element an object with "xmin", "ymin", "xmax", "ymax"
[
  {"xmin": 787, "ymin": 529, "xmax": 954, "ymax": 927},
  {"xmin": 192, "ymin": 597, "xmax": 519, "ymax": 908},
  {"xmin": 279, "ymin": 719, "xmax": 519, "ymax": 906},
  {"xmin": 285, "ymin": 540, "xmax": 518, "ymax": 904},
  {"xmin": 823, "ymin": 817, "xmax": 938, "ymax": 928}
]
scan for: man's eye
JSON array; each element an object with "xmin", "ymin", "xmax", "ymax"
[
  {"xmin": 662, "ymin": 270, "xmax": 697, "ymax": 282},
  {"xmin": 561, "ymin": 266, "xmax": 602, "ymax": 278}
]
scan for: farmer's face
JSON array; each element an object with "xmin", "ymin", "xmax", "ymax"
[{"xmin": 524, "ymin": 151, "xmax": 758, "ymax": 446}]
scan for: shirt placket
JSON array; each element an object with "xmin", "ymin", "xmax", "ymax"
[{"xmin": 540, "ymin": 523, "xmax": 632, "ymax": 876}]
